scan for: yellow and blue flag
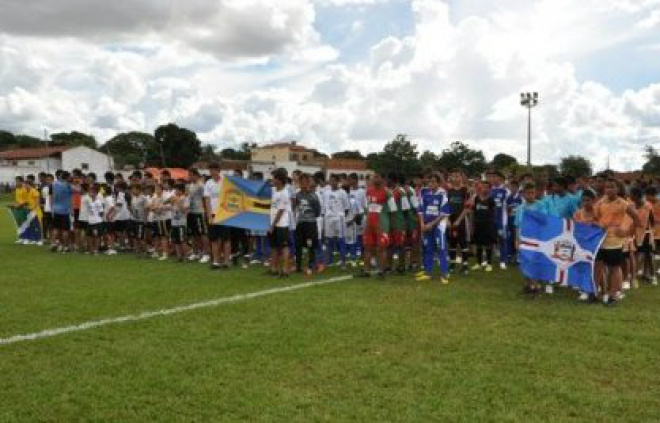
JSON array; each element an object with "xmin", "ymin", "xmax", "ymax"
[
  {"xmin": 213, "ymin": 176, "xmax": 272, "ymax": 231},
  {"xmin": 519, "ymin": 209, "xmax": 605, "ymax": 294},
  {"xmin": 8, "ymin": 206, "xmax": 41, "ymax": 241}
]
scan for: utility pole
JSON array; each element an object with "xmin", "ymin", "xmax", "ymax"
[{"xmin": 520, "ymin": 92, "xmax": 539, "ymax": 167}]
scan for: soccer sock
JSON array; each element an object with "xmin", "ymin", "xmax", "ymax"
[
  {"xmin": 439, "ymin": 248, "xmax": 450, "ymax": 276},
  {"xmin": 487, "ymin": 247, "xmax": 493, "ymax": 264},
  {"xmin": 338, "ymin": 237, "xmax": 347, "ymax": 265},
  {"xmin": 476, "ymin": 246, "xmax": 484, "ymax": 264}
]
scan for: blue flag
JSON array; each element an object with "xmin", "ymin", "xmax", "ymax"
[
  {"xmin": 8, "ymin": 206, "xmax": 41, "ymax": 241},
  {"xmin": 519, "ymin": 209, "xmax": 605, "ymax": 294}
]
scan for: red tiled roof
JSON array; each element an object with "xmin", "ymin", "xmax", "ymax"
[
  {"xmin": 145, "ymin": 167, "xmax": 190, "ymax": 180},
  {"xmin": 326, "ymin": 158, "xmax": 369, "ymax": 171},
  {"xmin": 0, "ymin": 146, "xmax": 70, "ymax": 160},
  {"xmin": 257, "ymin": 142, "xmax": 313, "ymax": 152}
]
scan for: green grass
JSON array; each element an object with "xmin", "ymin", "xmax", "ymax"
[{"xmin": 1, "ymin": 208, "xmax": 660, "ymax": 423}]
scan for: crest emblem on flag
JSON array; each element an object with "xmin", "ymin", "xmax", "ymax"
[{"xmin": 213, "ymin": 176, "xmax": 272, "ymax": 231}]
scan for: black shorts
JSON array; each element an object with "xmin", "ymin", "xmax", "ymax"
[
  {"xmin": 472, "ymin": 221, "xmax": 496, "ymax": 246},
  {"xmin": 86, "ymin": 223, "xmax": 104, "ymax": 237},
  {"xmin": 636, "ymin": 234, "xmax": 653, "ymax": 254},
  {"xmin": 42, "ymin": 212, "xmax": 53, "ymax": 231},
  {"xmin": 208, "ymin": 224, "xmax": 231, "ymax": 242},
  {"xmin": 187, "ymin": 213, "xmax": 208, "ymax": 237},
  {"xmin": 269, "ymin": 227, "xmax": 290, "ymax": 250},
  {"xmin": 295, "ymin": 221, "xmax": 318, "ymax": 250},
  {"xmin": 78, "ymin": 220, "xmax": 89, "ymax": 231},
  {"xmin": 113, "ymin": 220, "xmax": 130, "ymax": 233},
  {"xmin": 73, "ymin": 210, "xmax": 83, "ymax": 229},
  {"xmin": 154, "ymin": 220, "xmax": 172, "ymax": 238},
  {"xmin": 448, "ymin": 219, "xmax": 468, "ymax": 250},
  {"xmin": 130, "ymin": 221, "xmax": 146, "ymax": 240},
  {"xmin": 170, "ymin": 226, "xmax": 187, "ymax": 244},
  {"xmin": 52, "ymin": 213, "xmax": 71, "ymax": 231},
  {"xmin": 596, "ymin": 248, "xmax": 625, "ymax": 267}
]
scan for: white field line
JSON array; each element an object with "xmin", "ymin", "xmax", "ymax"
[{"xmin": 0, "ymin": 275, "xmax": 354, "ymax": 346}]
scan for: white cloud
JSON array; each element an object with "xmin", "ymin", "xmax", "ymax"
[{"xmin": 0, "ymin": 0, "xmax": 659, "ymax": 171}]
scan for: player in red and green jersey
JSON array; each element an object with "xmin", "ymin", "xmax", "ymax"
[
  {"xmin": 356, "ymin": 172, "xmax": 397, "ymax": 278},
  {"xmin": 388, "ymin": 174, "xmax": 408, "ymax": 274}
]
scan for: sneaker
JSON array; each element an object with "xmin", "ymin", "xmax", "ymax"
[
  {"xmin": 241, "ymin": 262, "xmax": 249, "ymax": 269},
  {"xmin": 106, "ymin": 249, "xmax": 118, "ymax": 256},
  {"xmin": 158, "ymin": 255, "xmax": 168, "ymax": 261},
  {"xmin": 484, "ymin": 265, "xmax": 493, "ymax": 272},
  {"xmin": 602, "ymin": 294, "xmax": 610, "ymax": 305},
  {"xmin": 545, "ymin": 285, "xmax": 554, "ymax": 295},
  {"xmin": 415, "ymin": 274, "xmax": 431, "ymax": 281},
  {"xmin": 199, "ymin": 255, "xmax": 211, "ymax": 264},
  {"xmin": 250, "ymin": 259, "xmax": 261, "ymax": 265},
  {"xmin": 578, "ymin": 292, "xmax": 589, "ymax": 302},
  {"xmin": 36, "ymin": 241, "xmax": 44, "ymax": 246},
  {"xmin": 187, "ymin": 254, "xmax": 199, "ymax": 261},
  {"xmin": 440, "ymin": 277, "xmax": 450, "ymax": 285},
  {"xmin": 471, "ymin": 264, "xmax": 481, "ymax": 271},
  {"xmin": 622, "ymin": 281, "xmax": 631, "ymax": 291},
  {"xmin": 415, "ymin": 270, "xmax": 427, "ymax": 278},
  {"xmin": 499, "ymin": 263, "xmax": 507, "ymax": 270}
]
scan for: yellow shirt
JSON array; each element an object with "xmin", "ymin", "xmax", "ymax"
[
  {"xmin": 15, "ymin": 187, "xmax": 28, "ymax": 206},
  {"xmin": 26, "ymin": 187, "xmax": 42, "ymax": 217}
]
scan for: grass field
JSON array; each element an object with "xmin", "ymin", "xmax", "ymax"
[{"xmin": 2, "ymin": 203, "xmax": 660, "ymax": 423}]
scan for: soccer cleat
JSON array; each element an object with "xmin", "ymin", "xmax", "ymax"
[
  {"xmin": 471, "ymin": 264, "xmax": 481, "ymax": 271},
  {"xmin": 415, "ymin": 270, "xmax": 427, "ymax": 278},
  {"xmin": 158, "ymin": 255, "xmax": 168, "ymax": 261},
  {"xmin": 36, "ymin": 241, "xmax": 44, "ymax": 246},
  {"xmin": 415, "ymin": 274, "xmax": 431, "ymax": 282},
  {"xmin": 652, "ymin": 277, "xmax": 658, "ymax": 286},
  {"xmin": 622, "ymin": 281, "xmax": 631, "ymax": 291},
  {"xmin": 578, "ymin": 292, "xmax": 589, "ymax": 302},
  {"xmin": 210, "ymin": 263, "xmax": 222, "ymax": 270},
  {"xmin": 484, "ymin": 265, "xmax": 493, "ymax": 272},
  {"xmin": 545, "ymin": 285, "xmax": 554, "ymax": 295},
  {"xmin": 499, "ymin": 262, "xmax": 507, "ymax": 271},
  {"xmin": 199, "ymin": 255, "xmax": 211, "ymax": 264},
  {"xmin": 106, "ymin": 249, "xmax": 118, "ymax": 256},
  {"xmin": 441, "ymin": 277, "xmax": 450, "ymax": 285}
]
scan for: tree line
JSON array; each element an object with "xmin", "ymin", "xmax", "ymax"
[{"xmin": 1, "ymin": 126, "xmax": 651, "ymax": 179}]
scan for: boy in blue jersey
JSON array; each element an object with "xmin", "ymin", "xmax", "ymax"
[
  {"xmin": 488, "ymin": 171, "xmax": 510, "ymax": 270},
  {"xmin": 416, "ymin": 173, "xmax": 451, "ymax": 284},
  {"xmin": 515, "ymin": 183, "xmax": 547, "ymax": 295},
  {"xmin": 506, "ymin": 179, "xmax": 523, "ymax": 265},
  {"xmin": 541, "ymin": 177, "xmax": 581, "ymax": 219}
]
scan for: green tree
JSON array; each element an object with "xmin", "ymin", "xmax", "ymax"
[
  {"xmin": 419, "ymin": 150, "xmax": 439, "ymax": 171},
  {"xmin": 369, "ymin": 134, "xmax": 421, "ymax": 179},
  {"xmin": 332, "ymin": 150, "xmax": 364, "ymax": 160},
  {"xmin": 200, "ymin": 145, "xmax": 220, "ymax": 162},
  {"xmin": 642, "ymin": 146, "xmax": 660, "ymax": 176},
  {"xmin": 533, "ymin": 164, "xmax": 560, "ymax": 180},
  {"xmin": 0, "ymin": 130, "xmax": 16, "ymax": 150},
  {"xmin": 490, "ymin": 153, "xmax": 518, "ymax": 171},
  {"xmin": 101, "ymin": 132, "xmax": 157, "ymax": 169},
  {"xmin": 14, "ymin": 134, "xmax": 43, "ymax": 148},
  {"xmin": 437, "ymin": 141, "xmax": 487, "ymax": 176},
  {"xmin": 559, "ymin": 155, "xmax": 593, "ymax": 178},
  {"xmin": 50, "ymin": 131, "xmax": 98, "ymax": 149},
  {"xmin": 154, "ymin": 123, "xmax": 202, "ymax": 168}
]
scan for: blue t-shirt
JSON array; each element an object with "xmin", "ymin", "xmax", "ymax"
[
  {"xmin": 419, "ymin": 188, "xmax": 451, "ymax": 225},
  {"xmin": 507, "ymin": 190, "xmax": 523, "ymax": 225},
  {"xmin": 490, "ymin": 185, "xmax": 510, "ymax": 229},
  {"xmin": 52, "ymin": 179, "xmax": 73, "ymax": 215},
  {"xmin": 541, "ymin": 193, "xmax": 580, "ymax": 219}
]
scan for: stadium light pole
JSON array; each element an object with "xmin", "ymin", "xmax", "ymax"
[{"xmin": 520, "ymin": 92, "xmax": 539, "ymax": 167}]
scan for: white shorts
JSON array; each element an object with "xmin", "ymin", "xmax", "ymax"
[
  {"xmin": 345, "ymin": 222, "xmax": 358, "ymax": 245},
  {"xmin": 324, "ymin": 216, "xmax": 345, "ymax": 239}
]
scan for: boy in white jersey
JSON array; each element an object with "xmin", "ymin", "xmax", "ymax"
[
  {"xmin": 170, "ymin": 183, "xmax": 190, "ymax": 262},
  {"xmin": 269, "ymin": 170, "xmax": 292, "ymax": 277},
  {"xmin": 130, "ymin": 184, "xmax": 148, "ymax": 257},
  {"xmin": 103, "ymin": 184, "xmax": 117, "ymax": 256},
  {"xmin": 151, "ymin": 184, "xmax": 172, "ymax": 261},
  {"xmin": 323, "ymin": 174, "xmax": 350, "ymax": 268},
  {"xmin": 113, "ymin": 181, "xmax": 132, "ymax": 251},
  {"xmin": 83, "ymin": 184, "xmax": 105, "ymax": 255}
]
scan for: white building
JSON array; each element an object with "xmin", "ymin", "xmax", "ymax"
[{"xmin": 0, "ymin": 146, "xmax": 114, "ymax": 183}]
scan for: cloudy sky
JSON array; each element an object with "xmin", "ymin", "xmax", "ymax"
[{"xmin": 0, "ymin": 0, "xmax": 659, "ymax": 170}]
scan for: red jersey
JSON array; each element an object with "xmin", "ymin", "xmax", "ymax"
[{"xmin": 366, "ymin": 186, "xmax": 391, "ymax": 231}]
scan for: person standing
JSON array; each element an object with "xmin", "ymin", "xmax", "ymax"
[{"xmin": 51, "ymin": 171, "xmax": 73, "ymax": 253}]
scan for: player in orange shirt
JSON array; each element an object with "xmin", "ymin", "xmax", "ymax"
[{"xmin": 593, "ymin": 178, "xmax": 640, "ymax": 306}]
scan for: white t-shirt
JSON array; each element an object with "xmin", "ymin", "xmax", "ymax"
[
  {"xmin": 349, "ymin": 187, "xmax": 367, "ymax": 215},
  {"xmin": 79, "ymin": 193, "xmax": 89, "ymax": 222},
  {"xmin": 270, "ymin": 188, "xmax": 292, "ymax": 228},
  {"xmin": 104, "ymin": 195, "xmax": 116, "ymax": 222},
  {"xmin": 323, "ymin": 188, "xmax": 350, "ymax": 218},
  {"xmin": 41, "ymin": 185, "xmax": 52, "ymax": 213},
  {"xmin": 204, "ymin": 178, "xmax": 222, "ymax": 217},
  {"xmin": 114, "ymin": 192, "xmax": 131, "ymax": 221},
  {"xmin": 162, "ymin": 190, "xmax": 175, "ymax": 221},
  {"xmin": 84, "ymin": 195, "xmax": 105, "ymax": 225}
]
